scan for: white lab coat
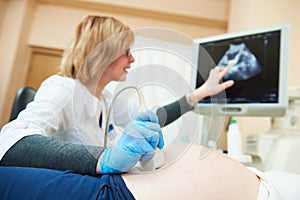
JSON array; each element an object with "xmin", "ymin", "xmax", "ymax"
[{"xmin": 0, "ymin": 75, "xmax": 121, "ymax": 160}]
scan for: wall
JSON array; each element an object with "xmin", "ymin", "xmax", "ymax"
[
  {"xmin": 0, "ymin": 0, "xmax": 36, "ymax": 128},
  {"xmin": 0, "ymin": 0, "xmax": 8, "ymax": 36},
  {"xmin": 28, "ymin": 2, "xmax": 228, "ymax": 49},
  {"xmin": 82, "ymin": 0, "xmax": 228, "ymax": 21}
]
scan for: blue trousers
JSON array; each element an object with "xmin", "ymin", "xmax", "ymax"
[{"xmin": 0, "ymin": 166, "xmax": 135, "ymax": 200}]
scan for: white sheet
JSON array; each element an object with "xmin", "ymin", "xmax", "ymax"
[{"xmin": 248, "ymin": 167, "xmax": 300, "ymax": 200}]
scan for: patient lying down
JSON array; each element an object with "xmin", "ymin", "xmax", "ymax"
[
  {"xmin": 124, "ymin": 143, "xmax": 260, "ymax": 200},
  {"xmin": 124, "ymin": 143, "xmax": 300, "ymax": 200},
  {"xmin": 1, "ymin": 142, "xmax": 300, "ymax": 199}
]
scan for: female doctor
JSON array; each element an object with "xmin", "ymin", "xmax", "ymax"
[{"xmin": 0, "ymin": 15, "xmax": 234, "ymax": 175}]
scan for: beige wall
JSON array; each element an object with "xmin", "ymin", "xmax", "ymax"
[
  {"xmin": 28, "ymin": 3, "xmax": 228, "ymax": 49},
  {"xmin": 0, "ymin": 0, "xmax": 36, "ymax": 128},
  {"xmin": 0, "ymin": 0, "xmax": 8, "ymax": 36},
  {"xmin": 83, "ymin": 0, "xmax": 228, "ymax": 21}
]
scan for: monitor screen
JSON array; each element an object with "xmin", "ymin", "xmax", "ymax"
[{"xmin": 191, "ymin": 24, "xmax": 290, "ymax": 116}]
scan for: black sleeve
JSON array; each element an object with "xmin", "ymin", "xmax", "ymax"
[
  {"xmin": 0, "ymin": 135, "xmax": 104, "ymax": 175},
  {"xmin": 156, "ymin": 95, "xmax": 195, "ymax": 127}
]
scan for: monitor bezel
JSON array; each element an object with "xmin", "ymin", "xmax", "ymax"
[{"xmin": 191, "ymin": 24, "xmax": 290, "ymax": 117}]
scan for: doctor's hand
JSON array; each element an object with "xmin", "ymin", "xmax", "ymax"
[
  {"xmin": 99, "ymin": 109, "xmax": 164, "ymax": 174},
  {"xmin": 187, "ymin": 66, "xmax": 235, "ymax": 105}
]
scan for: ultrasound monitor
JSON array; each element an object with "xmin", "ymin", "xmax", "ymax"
[{"xmin": 191, "ymin": 24, "xmax": 290, "ymax": 116}]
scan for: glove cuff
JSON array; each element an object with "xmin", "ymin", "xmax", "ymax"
[{"xmin": 100, "ymin": 147, "xmax": 140, "ymax": 174}]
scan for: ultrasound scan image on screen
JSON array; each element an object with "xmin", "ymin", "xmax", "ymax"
[
  {"xmin": 217, "ymin": 43, "xmax": 262, "ymax": 81},
  {"xmin": 197, "ymin": 30, "xmax": 281, "ymax": 104}
]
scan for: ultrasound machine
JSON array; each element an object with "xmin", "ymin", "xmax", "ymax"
[{"xmin": 191, "ymin": 24, "xmax": 300, "ymax": 173}]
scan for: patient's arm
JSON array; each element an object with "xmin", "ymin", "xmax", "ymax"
[
  {"xmin": 0, "ymin": 135, "xmax": 103, "ymax": 175},
  {"xmin": 123, "ymin": 144, "xmax": 260, "ymax": 200}
]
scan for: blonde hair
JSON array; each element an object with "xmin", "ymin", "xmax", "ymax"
[{"xmin": 58, "ymin": 15, "xmax": 134, "ymax": 83}]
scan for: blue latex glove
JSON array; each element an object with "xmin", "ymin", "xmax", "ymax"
[{"xmin": 100, "ymin": 109, "xmax": 164, "ymax": 174}]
